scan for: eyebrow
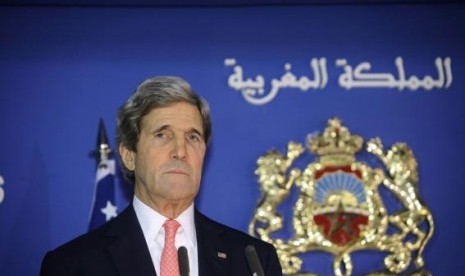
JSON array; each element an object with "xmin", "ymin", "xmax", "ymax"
[
  {"xmin": 153, "ymin": 124, "xmax": 204, "ymax": 138},
  {"xmin": 152, "ymin": 124, "xmax": 170, "ymax": 133}
]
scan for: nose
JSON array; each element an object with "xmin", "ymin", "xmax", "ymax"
[{"xmin": 171, "ymin": 136, "xmax": 186, "ymax": 160}]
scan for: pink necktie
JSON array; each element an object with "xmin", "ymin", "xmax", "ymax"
[{"xmin": 160, "ymin": 219, "xmax": 180, "ymax": 276}]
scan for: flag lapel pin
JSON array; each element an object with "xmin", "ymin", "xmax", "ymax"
[{"xmin": 217, "ymin": 252, "xmax": 227, "ymax": 259}]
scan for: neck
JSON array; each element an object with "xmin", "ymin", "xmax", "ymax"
[{"xmin": 134, "ymin": 189, "xmax": 192, "ymax": 219}]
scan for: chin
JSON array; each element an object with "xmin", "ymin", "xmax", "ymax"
[{"xmin": 166, "ymin": 182, "xmax": 197, "ymax": 196}]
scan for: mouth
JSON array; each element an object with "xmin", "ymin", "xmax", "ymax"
[
  {"xmin": 163, "ymin": 162, "xmax": 191, "ymax": 175},
  {"xmin": 165, "ymin": 169, "xmax": 189, "ymax": 175}
]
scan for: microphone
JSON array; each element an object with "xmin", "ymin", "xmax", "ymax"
[
  {"xmin": 178, "ymin": 246, "xmax": 190, "ymax": 276},
  {"xmin": 245, "ymin": 245, "xmax": 265, "ymax": 276}
]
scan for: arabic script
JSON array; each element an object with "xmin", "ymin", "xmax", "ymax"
[{"xmin": 225, "ymin": 57, "xmax": 452, "ymax": 105}]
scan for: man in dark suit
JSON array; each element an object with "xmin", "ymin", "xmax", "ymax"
[{"xmin": 40, "ymin": 76, "xmax": 283, "ymax": 276}]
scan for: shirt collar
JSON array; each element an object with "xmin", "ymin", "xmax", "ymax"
[{"xmin": 133, "ymin": 195, "xmax": 197, "ymax": 247}]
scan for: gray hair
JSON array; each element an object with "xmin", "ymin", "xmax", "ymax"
[{"xmin": 116, "ymin": 76, "xmax": 211, "ymax": 183}]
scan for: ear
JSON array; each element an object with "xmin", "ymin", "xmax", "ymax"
[{"xmin": 119, "ymin": 143, "xmax": 136, "ymax": 171}]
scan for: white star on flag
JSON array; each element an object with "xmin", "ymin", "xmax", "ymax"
[{"xmin": 101, "ymin": 200, "xmax": 118, "ymax": 221}]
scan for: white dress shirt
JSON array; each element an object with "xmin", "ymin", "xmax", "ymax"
[{"xmin": 133, "ymin": 196, "xmax": 198, "ymax": 276}]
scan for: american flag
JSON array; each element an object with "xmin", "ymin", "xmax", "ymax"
[{"xmin": 88, "ymin": 119, "xmax": 118, "ymax": 231}]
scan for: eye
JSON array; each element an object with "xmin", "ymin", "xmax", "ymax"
[
  {"xmin": 154, "ymin": 132, "xmax": 165, "ymax": 138},
  {"xmin": 187, "ymin": 132, "xmax": 203, "ymax": 143},
  {"xmin": 154, "ymin": 130, "xmax": 170, "ymax": 140}
]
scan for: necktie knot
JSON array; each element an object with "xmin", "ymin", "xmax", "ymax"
[{"xmin": 163, "ymin": 219, "xmax": 180, "ymax": 240}]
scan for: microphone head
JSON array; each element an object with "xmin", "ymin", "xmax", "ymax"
[
  {"xmin": 245, "ymin": 244, "xmax": 256, "ymax": 257},
  {"xmin": 178, "ymin": 246, "xmax": 188, "ymax": 257},
  {"xmin": 178, "ymin": 246, "xmax": 190, "ymax": 276}
]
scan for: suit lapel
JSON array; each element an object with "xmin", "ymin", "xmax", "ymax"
[
  {"xmin": 195, "ymin": 210, "xmax": 232, "ymax": 276},
  {"xmin": 105, "ymin": 206, "xmax": 157, "ymax": 276}
]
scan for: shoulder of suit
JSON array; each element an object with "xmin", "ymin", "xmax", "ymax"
[
  {"xmin": 196, "ymin": 210, "xmax": 275, "ymax": 250},
  {"xmin": 49, "ymin": 222, "xmax": 111, "ymax": 257},
  {"xmin": 47, "ymin": 206, "xmax": 130, "ymax": 257}
]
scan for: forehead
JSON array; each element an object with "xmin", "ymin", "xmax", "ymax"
[{"xmin": 141, "ymin": 102, "xmax": 203, "ymax": 131}]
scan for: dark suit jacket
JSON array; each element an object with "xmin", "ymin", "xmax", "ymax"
[{"xmin": 40, "ymin": 205, "xmax": 283, "ymax": 276}]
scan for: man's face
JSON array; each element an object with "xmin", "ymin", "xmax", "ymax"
[{"xmin": 121, "ymin": 102, "xmax": 206, "ymax": 207}]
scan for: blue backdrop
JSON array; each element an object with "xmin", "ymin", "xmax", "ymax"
[{"xmin": 1, "ymin": 2, "xmax": 464, "ymax": 275}]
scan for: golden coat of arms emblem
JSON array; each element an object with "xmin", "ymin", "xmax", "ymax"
[{"xmin": 249, "ymin": 118, "xmax": 434, "ymax": 276}]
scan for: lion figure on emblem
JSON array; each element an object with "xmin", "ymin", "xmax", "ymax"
[{"xmin": 367, "ymin": 138, "xmax": 434, "ymax": 271}]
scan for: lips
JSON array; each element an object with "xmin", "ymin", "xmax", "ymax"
[
  {"xmin": 166, "ymin": 169, "xmax": 188, "ymax": 175},
  {"xmin": 163, "ymin": 162, "xmax": 191, "ymax": 175}
]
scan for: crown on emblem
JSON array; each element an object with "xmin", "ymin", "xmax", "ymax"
[{"xmin": 308, "ymin": 118, "xmax": 363, "ymax": 164}]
